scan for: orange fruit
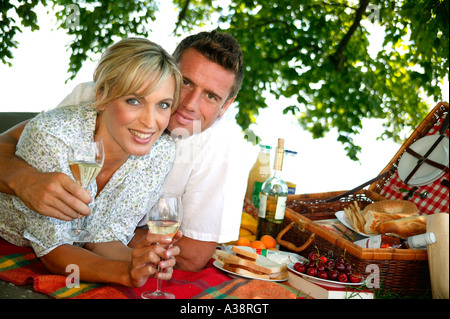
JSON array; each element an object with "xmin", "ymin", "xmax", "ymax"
[
  {"xmin": 260, "ymin": 235, "xmax": 277, "ymax": 249},
  {"xmin": 236, "ymin": 237, "xmax": 251, "ymax": 246},
  {"xmin": 250, "ymin": 240, "xmax": 267, "ymax": 249}
]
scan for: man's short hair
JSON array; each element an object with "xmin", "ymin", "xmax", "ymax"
[{"xmin": 173, "ymin": 30, "xmax": 244, "ymax": 101}]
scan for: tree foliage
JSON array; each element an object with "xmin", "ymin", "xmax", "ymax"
[{"xmin": 1, "ymin": 0, "xmax": 448, "ymax": 160}]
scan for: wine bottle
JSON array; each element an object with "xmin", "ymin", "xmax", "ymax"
[
  {"xmin": 354, "ymin": 232, "xmax": 436, "ymax": 249},
  {"xmin": 256, "ymin": 138, "xmax": 288, "ymax": 239}
]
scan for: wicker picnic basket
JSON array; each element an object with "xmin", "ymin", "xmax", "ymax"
[{"xmin": 278, "ymin": 102, "xmax": 449, "ymax": 297}]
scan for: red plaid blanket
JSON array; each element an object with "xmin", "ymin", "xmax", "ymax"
[
  {"xmin": 378, "ymin": 114, "xmax": 449, "ymax": 215},
  {"xmin": 0, "ymin": 239, "xmax": 298, "ymax": 299}
]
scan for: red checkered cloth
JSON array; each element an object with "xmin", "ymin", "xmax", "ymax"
[
  {"xmin": 378, "ymin": 115, "xmax": 449, "ymax": 215},
  {"xmin": 0, "ymin": 239, "xmax": 299, "ymax": 299}
]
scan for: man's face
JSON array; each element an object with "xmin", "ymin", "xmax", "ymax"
[{"xmin": 168, "ymin": 48, "xmax": 236, "ymax": 136}]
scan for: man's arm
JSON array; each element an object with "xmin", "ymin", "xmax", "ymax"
[{"xmin": 0, "ymin": 121, "xmax": 91, "ymax": 220}]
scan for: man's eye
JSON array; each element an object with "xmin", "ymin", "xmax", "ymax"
[
  {"xmin": 206, "ymin": 93, "xmax": 216, "ymax": 101},
  {"xmin": 182, "ymin": 79, "xmax": 190, "ymax": 86}
]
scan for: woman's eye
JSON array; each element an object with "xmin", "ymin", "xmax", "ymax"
[
  {"xmin": 159, "ymin": 102, "xmax": 171, "ymax": 109},
  {"xmin": 126, "ymin": 98, "xmax": 140, "ymax": 106}
]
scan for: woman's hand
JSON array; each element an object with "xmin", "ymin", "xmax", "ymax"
[{"xmin": 128, "ymin": 230, "xmax": 182, "ymax": 287}]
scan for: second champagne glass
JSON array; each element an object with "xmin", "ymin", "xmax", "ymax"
[
  {"xmin": 63, "ymin": 135, "xmax": 105, "ymax": 242},
  {"xmin": 141, "ymin": 195, "xmax": 183, "ymax": 299}
]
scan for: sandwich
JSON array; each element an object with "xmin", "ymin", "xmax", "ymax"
[{"xmin": 213, "ymin": 246, "xmax": 288, "ymax": 280}]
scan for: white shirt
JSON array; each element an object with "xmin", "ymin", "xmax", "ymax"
[{"xmin": 58, "ymin": 82, "xmax": 250, "ymax": 243}]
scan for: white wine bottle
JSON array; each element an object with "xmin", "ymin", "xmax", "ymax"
[{"xmin": 256, "ymin": 138, "xmax": 288, "ymax": 239}]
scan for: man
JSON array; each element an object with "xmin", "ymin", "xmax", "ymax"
[{"xmin": 0, "ymin": 30, "xmax": 249, "ymax": 272}]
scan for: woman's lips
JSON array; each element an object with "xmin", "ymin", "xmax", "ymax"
[{"xmin": 129, "ymin": 129, "xmax": 153, "ymax": 144}]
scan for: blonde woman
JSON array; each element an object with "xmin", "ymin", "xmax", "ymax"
[{"xmin": 0, "ymin": 38, "xmax": 183, "ymax": 287}]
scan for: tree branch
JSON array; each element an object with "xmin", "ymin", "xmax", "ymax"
[
  {"xmin": 331, "ymin": 0, "xmax": 370, "ymax": 71},
  {"xmin": 174, "ymin": 0, "xmax": 191, "ymax": 33}
]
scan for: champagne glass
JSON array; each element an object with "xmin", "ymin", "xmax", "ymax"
[
  {"xmin": 63, "ymin": 136, "xmax": 105, "ymax": 242},
  {"xmin": 141, "ymin": 195, "xmax": 183, "ymax": 299}
]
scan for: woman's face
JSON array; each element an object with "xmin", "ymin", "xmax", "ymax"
[{"xmin": 96, "ymin": 76, "xmax": 176, "ymax": 159}]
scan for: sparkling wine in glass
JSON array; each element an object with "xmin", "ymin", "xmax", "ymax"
[
  {"xmin": 63, "ymin": 136, "xmax": 105, "ymax": 242},
  {"xmin": 141, "ymin": 195, "xmax": 183, "ymax": 299}
]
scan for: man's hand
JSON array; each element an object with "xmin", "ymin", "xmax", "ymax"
[{"xmin": 12, "ymin": 170, "xmax": 92, "ymax": 221}]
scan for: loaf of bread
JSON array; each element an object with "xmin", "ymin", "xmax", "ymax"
[
  {"xmin": 377, "ymin": 215, "xmax": 427, "ymax": 238},
  {"xmin": 362, "ymin": 199, "xmax": 419, "ymax": 217},
  {"xmin": 364, "ymin": 211, "xmax": 417, "ymax": 235}
]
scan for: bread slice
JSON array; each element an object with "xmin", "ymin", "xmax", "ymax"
[
  {"xmin": 212, "ymin": 249, "xmax": 233, "ymax": 266},
  {"xmin": 223, "ymin": 264, "xmax": 271, "ymax": 279},
  {"xmin": 231, "ymin": 245, "xmax": 259, "ymax": 261},
  {"xmin": 222, "ymin": 247, "xmax": 288, "ymax": 280}
]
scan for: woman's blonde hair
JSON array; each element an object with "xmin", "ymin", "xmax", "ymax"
[{"xmin": 93, "ymin": 37, "xmax": 182, "ymax": 113}]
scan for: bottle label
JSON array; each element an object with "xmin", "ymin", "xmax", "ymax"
[
  {"xmin": 354, "ymin": 236, "xmax": 382, "ymax": 249},
  {"xmin": 258, "ymin": 193, "xmax": 267, "ymax": 218},
  {"xmin": 251, "ymin": 181, "xmax": 264, "ymax": 207},
  {"xmin": 274, "ymin": 196, "xmax": 287, "ymax": 220}
]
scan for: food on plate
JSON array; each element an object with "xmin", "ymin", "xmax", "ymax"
[
  {"xmin": 213, "ymin": 245, "xmax": 288, "ymax": 280},
  {"xmin": 342, "ymin": 200, "xmax": 424, "ymax": 238},
  {"xmin": 344, "ymin": 201, "xmax": 365, "ymax": 233},
  {"xmin": 377, "ymin": 215, "xmax": 427, "ymax": 238},
  {"xmin": 292, "ymin": 249, "xmax": 363, "ymax": 284},
  {"xmin": 363, "ymin": 211, "xmax": 417, "ymax": 235},
  {"xmin": 236, "ymin": 237, "xmax": 252, "ymax": 246},
  {"xmin": 362, "ymin": 199, "xmax": 419, "ymax": 216}
]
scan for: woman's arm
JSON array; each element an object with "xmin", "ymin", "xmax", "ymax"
[{"xmin": 40, "ymin": 232, "xmax": 181, "ymax": 287}]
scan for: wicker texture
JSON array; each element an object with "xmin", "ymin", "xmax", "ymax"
[{"xmin": 282, "ymin": 190, "xmax": 430, "ymax": 296}]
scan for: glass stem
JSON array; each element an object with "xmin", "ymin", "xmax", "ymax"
[
  {"xmin": 76, "ymin": 213, "xmax": 81, "ymax": 231},
  {"xmin": 155, "ymin": 266, "xmax": 162, "ymax": 293}
]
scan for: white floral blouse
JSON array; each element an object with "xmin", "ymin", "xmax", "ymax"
[{"xmin": 0, "ymin": 105, "xmax": 175, "ymax": 257}]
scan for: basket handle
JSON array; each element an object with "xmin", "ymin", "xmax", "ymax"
[{"xmin": 276, "ymin": 221, "xmax": 315, "ymax": 252}]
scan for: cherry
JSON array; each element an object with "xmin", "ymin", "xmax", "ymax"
[
  {"xmin": 308, "ymin": 252, "xmax": 319, "ymax": 262},
  {"xmin": 306, "ymin": 260, "xmax": 316, "ymax": 268},
  {"xmin": 307, "ymin": 267, "xmax": 318, "ymax": 277},
  {"xmin": 335, "ymin": 262, "xmax": 346, "ymax": 272},
  {"xmin": 319, "ymin": 256, "xmax": 327, "ymax": 263},
  {"xmin": 325, "ymin": 260, "xmax": 335, "ymax": 270},
  {"xmin": 294, "ymin": 263, "xmax": 306, "ymax": 274},
  {"xmin": 327, "ymin": 270, "xmax": 338, "ymax": 281},
  {"xmin": 349, "ymin": 273, "xmax": 363, "ymax": 283},
  {"xmin": 317, "ymin": 271, "xmax": 328, "ymax": 280},
  {"xmin": 335, "ymin": 257, "xmax": 345, "ymax": 264},
  {"xmin": 344, "ymin": 268, "xmax": 353, "ymax": 276},
  {"xmin": 338, "ymin": 273, "xmax": 348, "ymax": 283},
  {"xmin": 316, "ymin": 264, "xmax": 325, "ymax": 272},
  {"xmin": 345, "ymin": 263, "xmax": 352, "ymax": 271}
]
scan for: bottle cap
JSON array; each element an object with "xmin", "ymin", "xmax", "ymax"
[
  {"xmin": 424, "ymin": 232, "xmax": 436, "ymax": 245},
  {"xmin": 277, "ymin": 138, "xmax": 285, "ymax": 148}
]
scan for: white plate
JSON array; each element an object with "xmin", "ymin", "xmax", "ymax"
[
  {"xmin": 287, "ymin": 263, "xmax": 366, "ymax": 288},
  {"xmin": 398, "ymin": 135, "xmax": 449, "ymax": 186},
  {"xmin": 213, "ymin": 260, "xmax": 288, "ymax": 282},
  {"xmin": 335, "ymin": 211, "xmax": 375, "ymax": 237}
]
